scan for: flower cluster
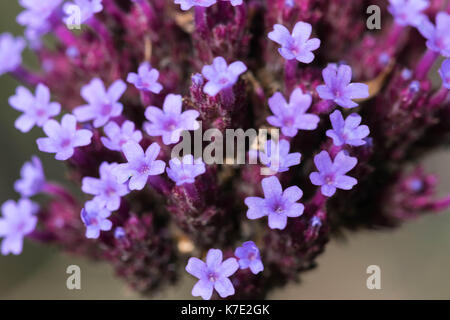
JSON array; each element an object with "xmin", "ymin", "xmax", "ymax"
[{"xmin": 0, "ymin": 0, "xmax": 449, "ymax": 300}]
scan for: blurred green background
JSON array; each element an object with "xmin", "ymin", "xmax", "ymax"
[{"xmin": 1, "ymin": 1, "xmax": 450, "ymax": 299}]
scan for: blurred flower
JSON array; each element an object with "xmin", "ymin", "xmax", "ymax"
[
  {"xmin": 166, "ymin": 155, "xmax": 206, "ymax": 186},
  {"xmin": 388, "ymin": 0, "xmax": 428, "ymax": 27},
  {"xmin": 9, "ymin": 84, "xmax": 61, "ymax": 133},
  {"xmin": 174, "ymin": 0, "xmax": 216, "ymax": 11},
  {"xmin": 256, "ymin": 139, "xmax": 301, "ymax": 173},
  {"xmin": 438, "ymin": 59, "xmax": 450, "ymax": 89},
  {"xmin": 0, "ymin": 199, "xmax": 39, "ymax": 255},
  {"xmin": 201, "ymin": 57, "xmax": 247, "ymax": 96},
  {"xmin": 0, "ymin": 33, "xmax": 25, "ymax": 75},
  {"xmin": 326, "ymin": 110, "xmax": 370, "ymax": 147},
  {"xmin": 14, "ymin": 156, "xmax": 46, "ymax": 198},
  {"xmin": 80, "ymin": 199, "xmax": 112, "ymax": 239},
  {"xmin": 127, "ymin": 62, "xmax": 163, "ymax": 94},
  {"xmin": 418, "ymin": 12, "xmax": 450, "ymax": 57},
  {"xmin": 63, "ymin": 0, "xmax": 103, "ymax": 24}
]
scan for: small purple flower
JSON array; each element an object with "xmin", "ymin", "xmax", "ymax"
[
  {"xmin": 63, "ymin": 0, "xmax": 103, "ymax": 24},
  {"xmin": 127, "ymin": 62, "xmax": 163, "ymax": 94},
  {"xmin": 257, "ymin": 139, "xmax": 301, "ymax": 173},
  {"xmin": 101, "ymin": 120, "xmax": 143, "ymax": 152},
  {"xmin": 36, "ymin": 114, "xmax": 93, "ymax": 160},
  {"xmin": 114, "ymin": 226, "xmax": 126, "ymax": 239},
  {"xmin": 9, "ymin": 84, "xmax": 61, "ymax": 133},
  {"xmin": 80, "ymin": 199, "xmax": 112, "ymax": 239},
  {"xmin": 438, "ymin": 59, "xmax": 450, "ymax": 89},
  {"xmin": 186, "ymin": 248, "xmax": 239, "ymax": 300},
  {"xmin": 144, "ymin": 94, "xmax": 200, "ymax": 145},
  {"xmin": 17, "ymin": 0, "xmax": 62, "ymax": 33},
  {"xmin": 0, "ymin": 33, "xmax": 26, "ymax": 75},
  {"xmin": 309, "ymin": 150, "xmax": 358, "ymax": 197},
  {"xmin": 268, "ymin": 22, "xmax": 321, "ymax": 63},
  {"xmin": 267, "ymin": 88, "xmax": 320, "ymax": 137},
  {"xmin": 234, "ymin": 241, "xmax": 264, "ymax": 275},
  {"xmin": 418, "ymin": 12, "xmax": 450, "ymax": 57},
  {"xmin": 388, "ymin": 0, "xmax": 429, "ymax": 27},
  {"xmin": 73, "ymin": 78, "xmax": 126, "ymax": 128},
  {"xmin": 222, "ymin": 0, "xmax": 243, "ymax": 5},
  {"xmin": 245, "ymin": 176, "xmax": 304, "ymax": 230},
  {"xmin": 113, "ymin": 141, "xmax": 166, "ymax": 191},
  {"xmin": 166, "ymin": 155, "xmax": 206, "ymax": 186},
  {"xmin": 201, "ymin": 57, "xmax": 247, "ymax": 96},
  {"xmin": 0, "ymin": 199, "xmax": 39, "ymax": 255},
  {"xmin": 326, "ymin": 110, "xmax": 370, "ymax": 147},
  {"xmin": 174, "ymin": 0, "xmax": 216, "ymax": 11},
  {"xmin": 82, "ymin": 162, "xmax": 129, "ymax": 211},
  {"xmin": 316, "ymin": 64, "xmax": 369, "ymax": 109},
  {"xmin": 14, "ymin": 156, "xmax": 46, "ymax": 198}
]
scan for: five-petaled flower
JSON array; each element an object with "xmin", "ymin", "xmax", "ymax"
[
  {"xmin": 245, "ymin": 176, "xmax": 304, "ymax": 230},
  {"xmin": 267, "ymin": 88, "xmax": 320, "ymax": 137},
  {"xmin": 144, "ymin": 94, "xmax": 200, "ymax": 145},
  {"xmin": 127, "ymin": 62, "xmax": 163, "ymax": 94},
  {"xmin": 17, "ymin": 0, "xmax": 62, "ymax": 40},
  {"xmin": 234, "ymin": 241, "xmax": 264, "ymax": 275},
  {"xmin": 36, "ymin": 114, "xmax": 93, "ymax": 160},
  {"xmin": 14, "ymin": 156, "xmax": 46, "ymax": 198},
  {"xmin": 0, "ymin": 33, "xmax": 26, "ymax": 75},
  {"xmin": 201, "ymin": 57, "xmax": 247, "ymax": 97},
  {"xmin": 186, "ymin": 248, "xmax": 239, "ymax": 300},
  {"xmin": 418, "ymin": 12, "xmax": 450, "ymax": 57},
  {"xmin": 326, "ymin": 110, "xmax": 370, "ymax": 147},
  {"xmin": 309, "ymin": 150, "xmax": 358, "ymax": 197},
  {"xmin": 166, "ymin": 155, "xmax": 206, "ymax": 186},
  {"xmin": 82, "ymin": 162, "xmax": 129, "ymax": 211},
  {"xmin": 63, "ymin": 0, "xmax": 103, "ymax": 24},
  {"xmin": 174, "ymin": 0, "xmax": 216, "ymax": 11},
  {"xmin": 113, "ymin": 141, "xmax": 166, "ymax": 191},
  {"xmin": 388, "ymin": 0, "xmax": 429, "ymax": 27},
  {"xmin": 9, "ymin": 84, "xmax": 61, "ymax": 133},
  {"xmin": 316, "ymin": 64, "xmax": 369, "ymax": 109},
  {"xmin": 268, "ymin": 22, "xmax": 321, "ymax": 63},
  {"xmin": 80, "ymin": 199, "xmax": 113, "ymax": 239},
  {"xmin": 439, "ymin": 59, "xmax": 450, "ymax": 89},
  {"xmin": 73, "ymin": 78, "xmax": 126, "ymax": 128},
  {"xmin": 101, "ymin": 120, "xmax": 143, "ymax": 152},
  {"xmin": 0, "ymin": 199, "xmax": 39, "ymax": 255},
  {"xmin": 253, "ymin": 139, "xmax": 301, "ymax": 173}
]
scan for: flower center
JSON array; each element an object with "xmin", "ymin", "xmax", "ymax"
[
  {"xmin": 36, "ymin": 109, "xmax": 46, "ymax": 117},
  {"xmin": 219, "ymin": 77, "xmax": 229, "ymax": 85},
  {"xmin": 325, "ymin": 174, "xmax": 334, "ymax": 185},
  {"xmin": 208, "ymin": 272, "xmax": 218, "ymax": 283},
  {"xmin": 101, "ymin": 104, "xmax": 112, "ymax": 116},
  {"xmin": 248, "ymin": 252, "xmax": 256, "ymax": 261},
  {"xmin": 164, "ymin": 119, "xmax": 178, "ymax": 131},
  {"xmin": 60, "ymin": 139, "xmax": 71, "ymax": 148},
  {"xmin": 139, "ymin": 164, "xmax": 150, "ymax": 174}
]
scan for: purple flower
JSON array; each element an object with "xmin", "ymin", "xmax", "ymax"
[
  {"xmin": 0, "ymin": 199, "xmax": 39, "ymax": 255},
  {"xmin": 114, "ymin": 226, "xmax": 126, "ymax": 239},
  {"xmin": 17, "ymin": 0, "xmax": 62, "ymax": 34},
  {"xmin": 14, "ymin": 156, "xmax": 46, "ymax": 198},
  {"xmin": 36, "ymin": 114, "xmax": 93, "ymax": 160},
  {"xmin": 144, "ymin": 94, "xmax": 200, "ymax": 145},
  {"xmin": 439, "ymin": 59, "xmax": 450, "ymax": 89},
  {"xmin": 166, "ymin": 155, "xmax": 206, "ymax": 186},
  {"xmin": 80, "ymin": 199, "xmax": 112, "ymax": 239},
  {"xmin": 0, "ymin": 33, "xmax": 26, "ymax": 75},
  {"xmin": 388, "ymin": 0, "xmax": 429, "ymax": 27},
  {"xmin": 101, "ymin": 120, "xmax": 143, "ymax": 152},
  {"xmin": 257, "ymin": 139, "xmax": 301, "ymax": 173},
  {"xmin": 63, "ymin": 0, "xmax": 103, "ymax": 24},
  {"xmin": 268, "ymin": 22, "xmax": 321, "ymax": 63},
  {"xmin": 245, "ymin": 176, "xmax": 304, "ymax": 230},
  {"xmin": 418, "ymin": 12, "xmax": 450, "ymax": 57},
  {"xmin": 174, "ymin": 0, "xmax": 216, "ymax": 11},
  {"xmin": 9, "ymin": 84, "xmax": 61, "ymax": 133},
  {"xmin": 82, "ymin": 162, "xmax": 129, "ymax": 211},
  {"xmin": 186, "ymin": 248, "xmax": 239, "ymax": 300},
  {"xmin": 113, "ymin": 141, "xmax": 166, "ymax": 191},
  {"xmin": 234, "ymin": 241, "xmax": 264, "ymax": 275},
  {"xmin": 73, "ymin": 78, "xmax": 126, "ymax": 128},
  {"xmin": 267, "ymin": 88, "xmax": 320, "ymax": 137},
  {"xmin": 309, "ymin": 150, "xmax": 358, "ymax": 197},
  {"xmin": 316, "ymin": 64, "xmax": 369, "ymax": 109},
  {"xmin": 326, "ymin": 110, "xmax": 370, "ymax": 147},
  {"xmin": 127, "ymin": 62, "xmax": 163, "ymax": 94},
  {"xmin": 222, "ymin": 0, "xmax": 243, "ymax": 5},
  {"xmin": 201, "ymin": 57, "xmax": 247, "ymax": 96}
]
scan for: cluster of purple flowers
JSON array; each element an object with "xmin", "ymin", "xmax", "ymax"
[{"xmin": 1, "ymin": 0, "xmax": 450, "ymax": 300}]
